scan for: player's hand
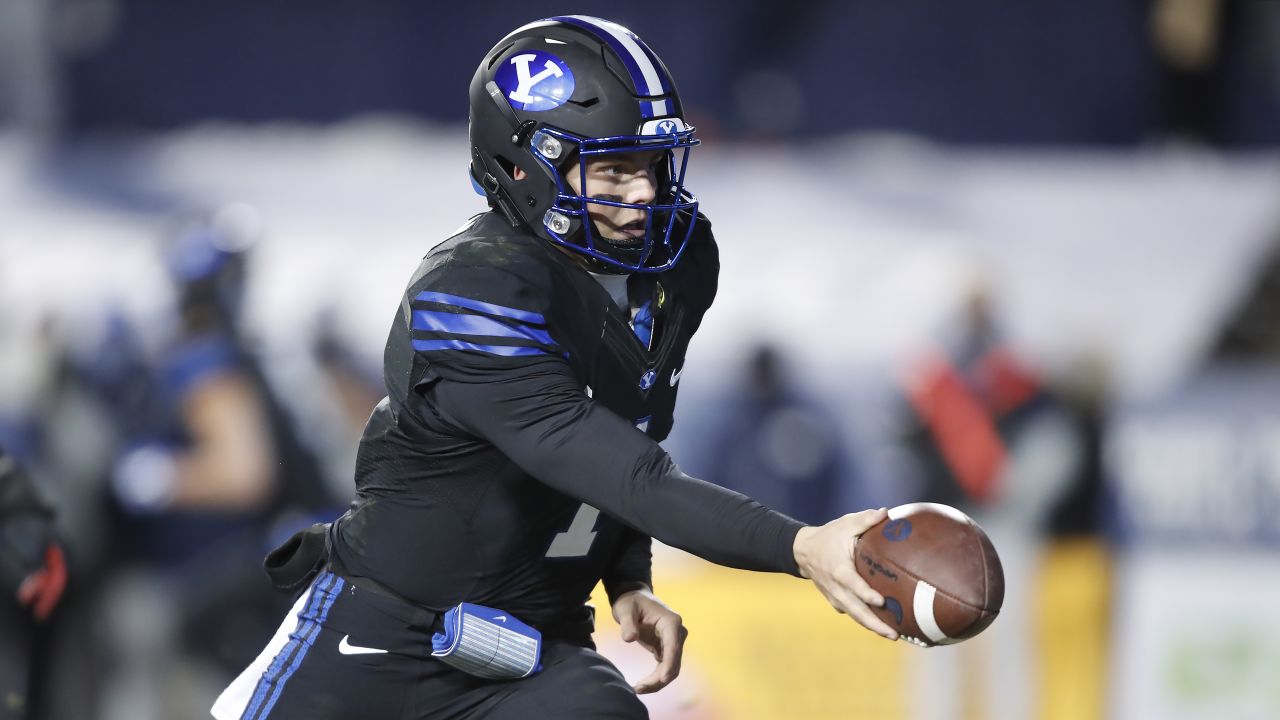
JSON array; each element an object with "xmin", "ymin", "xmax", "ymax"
[
  {"xmin": 611, "ymin": 587, "xmax": 688, "ymax": 694},
  {"xmin": 793, "ymin": 508, "xmax": 899, "ymax": 641},
  {"xmin": 16, "ymin": 544, "xmax": 67, "ymax": 622}
]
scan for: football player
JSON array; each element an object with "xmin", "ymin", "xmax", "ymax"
[
  {"xmin": 0, "ymin": 445, "xmax": 66, "ymax": 720},
  {"xmin": 0, "ymin": 446, "xmax": 65, "ymax": 623},
  {"xmin": 213, "ymin": 15, "xmax": 895, "ymax": 720}
]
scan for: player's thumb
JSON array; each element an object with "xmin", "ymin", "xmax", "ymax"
[{"xmin": 846, "ymin": 507, "xmax": 888, "ymax": 535}]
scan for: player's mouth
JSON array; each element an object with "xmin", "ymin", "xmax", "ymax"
[{"xmin": 598, "ymin": 220, "xmax": 646, "ymax": 248}]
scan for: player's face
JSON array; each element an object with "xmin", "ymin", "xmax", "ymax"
[{"xmin": 565, "ymin": 150, "xmax": 663, "ymax": 247}]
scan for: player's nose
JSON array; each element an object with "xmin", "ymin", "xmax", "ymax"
[{"xmin": 623, "ymin": 174, "xmax": 657, "ymax": 205}]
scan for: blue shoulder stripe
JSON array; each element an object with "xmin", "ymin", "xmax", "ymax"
[
  {"xmin": 412, "ymin": 339, "xmax": 551, "ymax": 357},
  {"xmin": 415, "ymin": 291, "xmax": 546, "ymax": 325},
  {"xmin": 412, "ymin": 310, "xmax": 555, "ymax": 347}
]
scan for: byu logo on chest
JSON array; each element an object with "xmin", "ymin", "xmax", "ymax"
[
  {"xmin": 639, "ymin": 369, "xmax": 657, "ymax": 391},
  {"xmin": 497, "ymin": 51, "xmax": 576, "ymax": 111}
]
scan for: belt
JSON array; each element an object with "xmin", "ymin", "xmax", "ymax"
[{"xmin": 327, "ymin": 560, "xmax": 596, "ymax": 645}]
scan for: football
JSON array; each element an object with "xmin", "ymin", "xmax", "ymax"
[{"xmin": 854, "ymin": 503, "xmax": 1004, "ymax": 647}]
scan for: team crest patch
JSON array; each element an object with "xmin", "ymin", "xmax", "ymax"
[
  {"xmin": 640, "ymin": 117, "xmax": 687, "ymax": 136},
  {"xmin": 495, "ymin": 51, "xmax": 575, "ymax": 111},
  {"xmin": 639, "ymin": 369, "xmax": 657, "ymax": 390}
]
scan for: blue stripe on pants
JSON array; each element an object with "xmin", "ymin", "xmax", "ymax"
[{"xmin": 241, "ymin": 572, "xmax": 344, "ymax": 720}]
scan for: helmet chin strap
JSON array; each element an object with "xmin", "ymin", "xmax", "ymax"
[
  {"xmin": 550, "ymin": 219, "xmax": 641, "ymax": 275},
  {"xmin": 548, "ymin": 240, "xmax": 626, "ymax": 276}
]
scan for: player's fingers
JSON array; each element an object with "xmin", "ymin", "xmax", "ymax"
[
  {"xmin": 822, "ymin": 583, "xmax": 854, "ymax": 616},
  {"xmin": 631, "ymin": 667, "xmax": 666, "ymax": 695},
  {"xmin": 814, "ymin": 584, "xmax": 845, "ymax": 614},
  {"xmin": 656, "ymin": 617, "xmax": 685, "ymax": 678},
  {"xmin": 632, "ymin": 643, "xmax": 681, "ymax": 694},
  {"xmin": 639, "ymin": 631, "xmax": 661, "ymax": 663},
  {"xmin": 829, "ymin": 585, "xmax": 896, "ymax": 640},
  {"xmin": 844, "ymin": 507, "xmax": 889, "ymax": 537},
  {"xmin": 853, "ymin": 608, "xmax": 898, "ymax": 641},
  {"xmin": 833, "ymin": 563, "xmax": 883, "ymax": 607},
  {"xmin": 845, "ymin": 597, "xmax": 898, "ymax": 640}
]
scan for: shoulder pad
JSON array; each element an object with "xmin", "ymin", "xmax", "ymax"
[{"xmin": 404, "ymin": 223, "xmax": 565, "ymax": 378}]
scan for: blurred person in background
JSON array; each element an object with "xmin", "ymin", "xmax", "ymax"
[
  {"xmin": 1150, "ymin": 0, "xmax": 1280, "ymax": 146},
  {"xmin": 1032, "ymin": 351, "xmax": 1115, "ymax": 720},
  {"xmin": 1151, "ymin": 0, "xmax": 1227, "ymax": 143},
  {"xmin": 306, "ymin": 310, "xmax": 386, "ymax": 477},
  {"xmin": 0, "ymin": 445, "xmax": 67, "ymax": 720},
  {"xmin": 75, "ymin": 207, "xmax": 344, "ymax": 719},
  {"xmin": 899, "ymin": 280, "xmax": 1063, "ymax": 514},
  {"xmin": 213, "ymin": 16, "xmax": 898, "ymax": 720},
  {"xmin": 898, "ymin": 278, "xmax": 1084, "ymax": 720},
  {"xmin": 705, "ymin": 343, "xmax": 848, "ymax": 525}
]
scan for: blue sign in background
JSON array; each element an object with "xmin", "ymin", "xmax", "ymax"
[{"xmin": 1107, "ymin": 363, "xmax": 1280, "ymax": 547}]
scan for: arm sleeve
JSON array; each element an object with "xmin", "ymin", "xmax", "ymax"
[
  {"xmin": 422, "ymin": 359, "xmax": 805, "ymax": 576},
  {"xmin": 603, "ymin": 529, "xmax": 652, "ymax": 605}
]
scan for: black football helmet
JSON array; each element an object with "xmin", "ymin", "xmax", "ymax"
[{"xmin": 469, "ymin": 15, "xmax": 699, "ymax": 273}]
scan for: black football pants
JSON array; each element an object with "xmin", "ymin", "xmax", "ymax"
[{"xmin": 210, "ymin": 571, "xmax": 648, "ymax": 719}]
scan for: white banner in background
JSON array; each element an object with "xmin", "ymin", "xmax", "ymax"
[{"xmin": 1110, "ymin": 549, "xmax": 1280, "ymax": 720}]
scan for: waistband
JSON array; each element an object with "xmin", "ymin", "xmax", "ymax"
[{"xmin": 327, "ymin": 559, "xmax": 596, "ymax": 646}]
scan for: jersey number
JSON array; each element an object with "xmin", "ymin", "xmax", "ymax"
[{"xmin": 545, "ymin": 504, "xmax": 600, "ymax": 558}]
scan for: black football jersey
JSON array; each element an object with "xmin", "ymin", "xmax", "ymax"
[{"xmin": 330, "ymin": 212, "xmax": 803, "ymax": 628}]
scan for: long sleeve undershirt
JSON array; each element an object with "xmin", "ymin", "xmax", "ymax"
[{"xmin": 423, "ymin": 359, "xmax": 804, "ymax": 577}]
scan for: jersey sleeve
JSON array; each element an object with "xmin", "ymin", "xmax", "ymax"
[
  {"xmin": 603, "ymin": 529, "xmax": 652, "ymax": 605},
  {"xmin": 397, "ymin": 245, "xmax": 574, "ymax": 391},
  {"xmin": 421, "ymin": 360, "xmax": 805, "ymax": 576}
]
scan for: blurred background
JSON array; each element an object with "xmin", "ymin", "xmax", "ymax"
[{"xmin": 2, "ymin": 0, "xmax": 1280, "ymax": 718}]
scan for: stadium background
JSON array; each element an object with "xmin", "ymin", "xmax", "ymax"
[{"xmin": 2, "ymin": 1, "xmax": 1280, "ymax": 718}]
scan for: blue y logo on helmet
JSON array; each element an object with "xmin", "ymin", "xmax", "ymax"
[{"xmin": 496, "ymin": 51, "xmax": 575, "ymax": 111}]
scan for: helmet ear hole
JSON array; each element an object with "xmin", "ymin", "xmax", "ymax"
[{"xmin": 493, "ymin": 155, "xmax": 523, "ymax": 181}]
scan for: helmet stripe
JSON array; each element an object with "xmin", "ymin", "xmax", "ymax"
[
  {"xmin": 553, "ymin": 15, "xmax": 670, "ymax": 97},
  {"xmin": 639, "ymin": 99, "xmax": 670, "ymax": 119}
]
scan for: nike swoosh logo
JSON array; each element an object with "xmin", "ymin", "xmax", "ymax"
[
  {"xmin": 670, "ymin": 366, "xmax": 684, "ymax": 386},
  {"xmin": 338, "ymin": 635, "xmax": 388, "ymax": 655}
]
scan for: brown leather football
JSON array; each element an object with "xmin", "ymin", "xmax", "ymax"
[{"xmin": 854, "ymin": 503, "xmax": 1004, "ymax": 647}]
